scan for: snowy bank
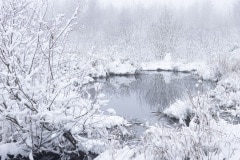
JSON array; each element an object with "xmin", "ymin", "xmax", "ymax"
[
  {"xmin": 88, "ymin": 58, "xmax": 140, "ymax": 78},
  {"xmin": 0, "ymin": 143, "xmax": 27, "ymax": 160},
  {"xmin": 87, "ymin": 53, "xmax": 216, "ymax": 81},
  {"xmin": 141, "ymin": 54, "xmax": 216, "ymax": 80},
  {"xmin": 163, "ymin": 72, "xmax": 240, "ymax": 121}
]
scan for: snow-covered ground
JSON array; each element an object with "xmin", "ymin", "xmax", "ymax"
[
  {"xmin": 88, "ymin": 49, "xmax": 240, "ymax": 83},
  {"xmin": 141, "ymin": 54, "xmax": 215, "ymax": 80},
  {"xmin": 87, "ymin": 53, "xmax": 216, "ymax": 81},
  {"xmin": 87, "ymin": 57, "xmax": 140, "ymax": 78},
  {"xmin": 0, "ymin": 143, "xmax": 27, "ymax": 160},
  {"xmin": 96, "ymin": 119, "xmax": 240, "ymax": 159}
]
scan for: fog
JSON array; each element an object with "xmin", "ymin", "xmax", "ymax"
[
  {"xmin": 49, "ymin": 0, "xmax": 240, "ymax": 62},
  {"xmin": 100, "ymin": 0, "xmax": 236, "ymax": 11}
]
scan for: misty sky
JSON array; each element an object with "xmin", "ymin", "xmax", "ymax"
[
  {"xmin": 52, "ymin": 0, "xmax": 238, "ymax": 18},
  {"xmin": 99, "ymin": 0, "xmax": 236, "ymax": 14}
]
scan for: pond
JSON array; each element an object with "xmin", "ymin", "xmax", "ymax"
[
  {"xmin": 96, "ymin": 71, "xmax": 215, "ymax": 126},
  {"xmin": 13, "ymin": 71, "xmax": 216, "ymax": 160}
]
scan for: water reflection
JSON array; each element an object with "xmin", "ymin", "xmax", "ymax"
[{"xmin": 97, "ymin": 72, "xmax": 215, "ymax": 123}]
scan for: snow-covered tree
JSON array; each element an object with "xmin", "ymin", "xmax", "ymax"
[
  {"xmin": 0, "ymin": 0, "xmax": 128, "ymax": 158},
  {"xmin": 148, "ymin": 7, "xmax": 177, "ymax": 60}
]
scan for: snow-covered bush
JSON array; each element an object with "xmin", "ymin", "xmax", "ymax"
[
  {"xmin": 0, "ymin": 0, "xmax": 129, "ymax": 158},
  {"xmin": 212, "ymin": 49, "xmax": 240, "ymax": 79}
]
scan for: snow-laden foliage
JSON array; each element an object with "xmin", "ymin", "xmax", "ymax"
[
  {"xmin": 128, "ymin": 119, "xmax": 240, "ymax": 160},
  {"xmin": 0, "ymin": 0, "xmax": 129, "ymax": 158},
  {"xmin": 85, "ymin": 53, "xmax": 140, "ymax": 78}
]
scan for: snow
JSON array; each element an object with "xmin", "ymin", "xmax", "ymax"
[
  {"xmin": 29, "ymin": 152, "xmax": 34, "ymax": 160},
  {"xmin": 87, "ymin": 57, "xmax": 139, "ymax": 78},
  {"xmin": 107, "ymin": 58, "xmax": 139, "ymax": 75},
  {"xmin": 76, "ymin": 136, "xmax": 107, "ymax": 154},
  {"xmin": 163, "ymin": 99, "xmax": 192, "ymax": 121},
  {"xmin": 141, "ymin": 54, "xmax": 215, "ymax": 80},
  {"xmin": 84, "ymin": 114, "xmax": 129, "ymax": 129},
  {"xmin": 95, "ymin": 146, "xmax": 136, "ymax": 160},
  {"xmin": 0, "ymin": 143, "xmax": 26, "ymax": 159},
  {"xmin": 96, "ymin": 118, "xmax": 240, "ymax": 160},
  {"xmin": 220, "ymin": 72, "xmax": 240, "ymax": 90},
  {"xmin": 87, "ymin": 52, "xmax": 217, "ymax": 82},
  {"xmin": 1, "ymin": 0, "xmax": 240, "ymax": 159},
  {"xmin": 163, "ymin": 72, "xmax": 240, "ymax": 121},
  {"xmin": 95, "ymin": 55, "xmax": 240, "ymax": 160},
  {"xmin": 106, "ymin": 108, "xmax": 117, "ymax": 115}
]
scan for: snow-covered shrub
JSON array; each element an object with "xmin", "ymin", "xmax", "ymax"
[
  {"xmin": 134, "ymin": 118, "xmax": 240, "ymax": 159},
  {"xmin": 85, "ymin": 52, "xmax": 140, "ymax": 77},
  {"xmin": 0, "ymin": 0, "xmax": 129, "ymax": 158},
  {"xmin": 211, "ymin": 49, "xmax": 240, "ymax": 79}
]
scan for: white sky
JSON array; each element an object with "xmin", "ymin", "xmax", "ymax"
[
  {"xmin": 99, "ymin": 0, "xmax": 237, "ymax": 13},
  {"xmin": 99, "ymin": 0, "xmax": 193, "ymax": 8}
]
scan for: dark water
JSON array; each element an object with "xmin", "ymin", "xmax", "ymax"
[{"xmin": 96, "ymin": 71, "xmax": 215, "ymax": 124}]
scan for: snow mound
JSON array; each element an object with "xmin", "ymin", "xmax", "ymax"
[
  {"xmin": 141, "ymin": 54, "xmax": 215, "ymax": 80},
  {"xmin": 85, "ymin": 115, "xmax": 129, "ymax": 129},
  {"xmin": 95, "ymin": 146, "xmax": 135, "ymax": 160},
  {"xmin": 107, "ymin": 58, "xmax": 139, "ymax": 75},
  {"xmin": 0, "ymin": 143, "xmax": 26, "ymax": 159},
  {"xmin": 163, "ymin": 99, "xmax": 192, "ymax": 121}
]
